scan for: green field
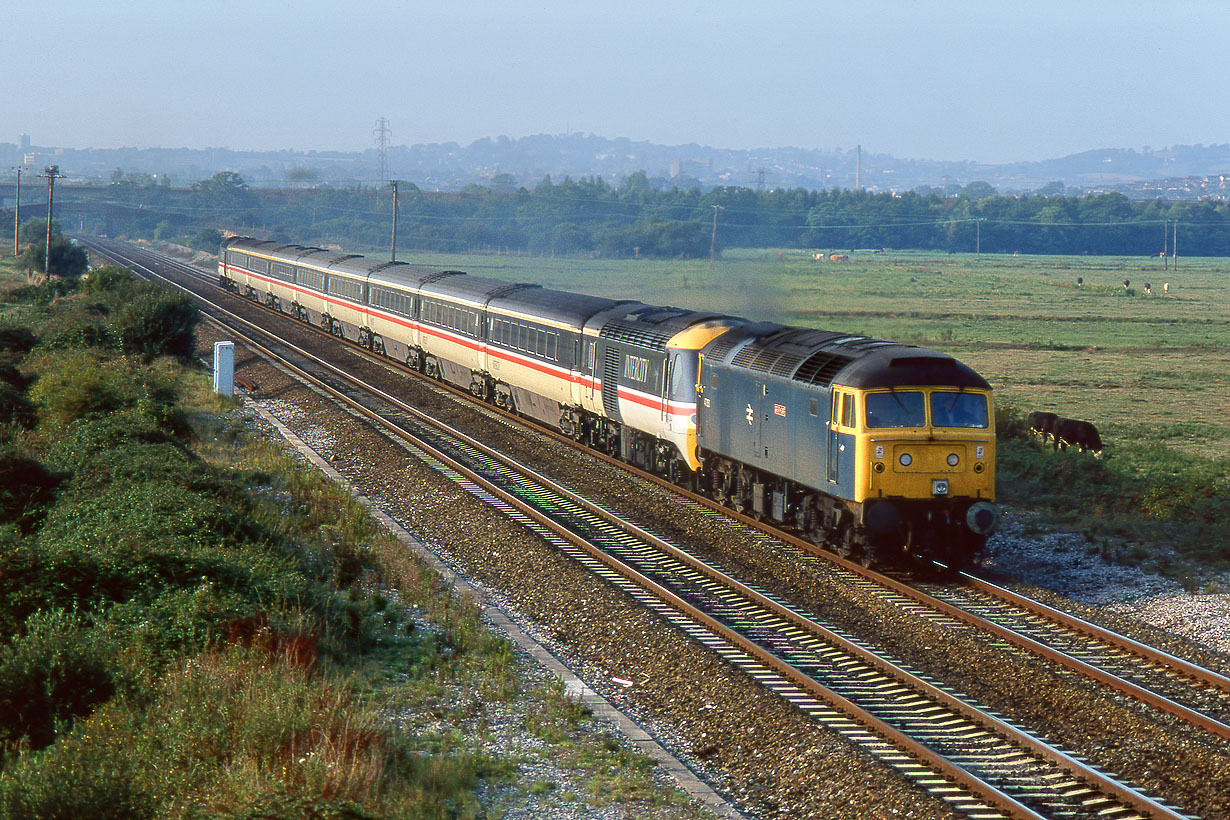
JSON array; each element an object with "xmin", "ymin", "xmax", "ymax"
[{"xmin": 396, "ymin": 248, "xmax": 1230, "ymax": 462}]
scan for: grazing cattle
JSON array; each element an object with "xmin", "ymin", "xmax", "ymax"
[
  {"xmin": 1027, "ymin": 411, "xmax": 1058, "ymax": 441},
  {"xmin": 1052, "ymin": 417, "xmax": 1103, "ymax": 457},
  {"xmin": 829, "ymin": 253, "xmax": 850, "ymax": 262},
  {"xmin": 813, "ymin": 253, "xmax": 825, "ymax": 261},
  {"xmin": 1164, "ymin": 282, "xmax": 1170, "ymax": 295},
  {"xmin": 1144, "ymin": 282, "xmax": 1152, "ymax": 295}
]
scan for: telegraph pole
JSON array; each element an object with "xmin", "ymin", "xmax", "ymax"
[
  {"xmin": 1173, "ymin": 220, "xmax": 1178, "ymax": 271},
  {"xmin": 709, "ymin": 204, "xmax": 724, "ymax": 266},
  {"xmin": 39, "ymin": 165, "xmax": 64, "ymax": 278},
  {"xmin": 390, "ymin": 180, "xmax": 399, "ymax": 262},
  {"xmin": 10, "ymin": 166, "xmax": 24, "ymax": 258},
  {"xmin": 1162, "ymin": 219, "xmax": 1169, "ymax": 271}
]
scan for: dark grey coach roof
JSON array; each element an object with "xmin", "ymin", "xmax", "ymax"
[
  {"xmin": 369, "ymin": 262, "xmax": 463, "ymax": 291},
  {"xmin": 327, "ymin": 255, "xmax": 404, "ymax": 278},
  {"xmin": 490, "ymin": 286, "xmax": 629, "ymax": 328},
  {"xmin": 421, "ymin": 272, "xmax": 533, "ymax": 307}
]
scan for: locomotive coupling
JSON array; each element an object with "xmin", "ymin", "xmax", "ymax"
[{"xmin": 965, "ymin": 501, "xmax": 1000, "ymax": 535}]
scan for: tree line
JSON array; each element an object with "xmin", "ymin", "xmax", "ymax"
[{"xmin": 36, "ymin": 170, "xmax": 1230, "ymax": 258}]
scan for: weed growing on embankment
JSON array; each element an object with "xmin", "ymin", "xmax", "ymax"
[{"xmin": 0, "ymin": 257, "xmax": 700, "ymax": 819}]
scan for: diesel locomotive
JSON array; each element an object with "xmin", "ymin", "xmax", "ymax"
[{"xmin": 219, "ymin": 236, "xmax": 999, "ymax": 568}]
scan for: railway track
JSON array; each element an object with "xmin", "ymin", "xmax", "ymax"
[{"xmin": 78, "ymin": 238, "xmax": 1226, "ymax": 819}]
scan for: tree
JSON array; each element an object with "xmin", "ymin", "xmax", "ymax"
[
  {"xmin": 192, "ymin": 171, "xmax": 256, "ymax": 213},
  {"xmin": 16, "ymin": 220, "xmax": 87, "ymax": 279},
  {"xmin": 18, "ymin": 218, "xmax": 57, "ymax": 248},
  {"xmin": 961, "ymin": 181, "xmax": 997, "ymax": 201},
  {"xmin": 187, "ymin": 228, "xmax": 223, "ymax": 253},
  {"xmin": 285, "ymin": 167, "xmax": 319, "ymax": 189},
  {"xmin": 19, "ymin": 237, "xmax": 89, "ymax": 279}
]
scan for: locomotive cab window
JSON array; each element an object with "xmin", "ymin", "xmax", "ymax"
[
  {"xmin": 930, "ymin": 391, "xmax": 989, "ymax": 429},
  {"xmin": 865, "ymin": 390, "xmax": 925, "ymax": 428},
  {"xmin": 809, "ymin": 397, "xmax": 818, "ymax": 417},
  {"xmin": 832, "ymin": 391, "xmax": 855, "ymax": 428}
]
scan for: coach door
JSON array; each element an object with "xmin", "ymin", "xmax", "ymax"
[{"xmin": 585, "ymin": 339, "xmax": 598, "ymax": 402}]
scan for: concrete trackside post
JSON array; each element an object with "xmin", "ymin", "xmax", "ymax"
[{"xmin": 213, "ymin": 341, "xmax": 235, "ymax": 396}]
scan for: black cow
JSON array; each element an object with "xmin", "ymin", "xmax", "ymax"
[
  {"xmin": 1027, "ymin": 411, "xmax": 1058, "ymax": 442},
  {"xmin": 1052, "ymin": 417, "xmax": 1103, "ymax": 457}
]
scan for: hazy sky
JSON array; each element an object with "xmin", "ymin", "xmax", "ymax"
[{"xmin": 8, "ymin": 1, "xmax": 1229, "ymax": 164}]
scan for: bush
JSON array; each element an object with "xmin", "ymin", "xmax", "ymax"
[
  {"xmin": 28, "ymin": 351, "xmax": 135, "ymax": 427},
  {"xmin": 3, "ymin": 278, "xmax": 76, "ymax": 306},
  {"xmin": 0, "ymin": 610, "xmax": 115, "ymax": 751},
  {"xmin": 994, "ymin": 402, "xmax": 1031, "ymax": 440},
  {"xmin": 32, "ymin": 314, "xmax": 116, "ymax": 352},
  {"xmin": 0, "ymin": 704, "xmax": 153, "ymax": 820},
  {"xmin": 0, "ymin": 447, "xmax": 62, "ymax": 532},
  {"xmin": 42, "ymin": 413, "xmax": 186, "ymax": 476},
  {"xmin": 17, "ymin": 237, "xmax": 88, "ymax": 281},
  {"xmin": 113, "ymin": 286, "xmax": 199, "ymax": 361},
  {"xmin": 0, "ymin": 327, "xmax": 38, "ymax": 355},
  {"xmin": 80, "ymin": 266, "xmax": 134, "ymax": 296}
]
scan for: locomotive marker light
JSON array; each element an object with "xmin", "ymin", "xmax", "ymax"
[
  {"xmin": 947, "ymin": 453, "xmax": 960, "ymax": 466},
  {"xmin": 899, "ymin": 453, "xmax": 913, "ymax": 466},
  {"xmin": 932, "ymin": 479, "xmax": 949, "ymax": 495}
]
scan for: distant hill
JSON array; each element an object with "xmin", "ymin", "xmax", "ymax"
[{"xmin": 4, "ymin": 135, "xmax": 1230, "ymax": 199}]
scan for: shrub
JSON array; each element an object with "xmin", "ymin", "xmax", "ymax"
[
  {"xmin": 0, "ymin": 704, "xmax": 153, "ymax": 820},
  {"xmin": 3, "ymin": 278, "xmax": 76, "ymax": 306},
  {"xmin": 80, "ymin": 265, "xmax": 134, "ymax": 296},
  {"xmin": 0, "ymin": 326, "xmax": 38, "ymax": 354},
  {"xmin": 994, "ymin": 402, "xmax": 1031, "ymax": 440},
  {"xmin": 31, "ymin": 314, "xmax": 116, "ymax": 352},
  {"xmin": 27, "ymin": 351, "xmax": 134, "ymax": 427},
  {"xmin": 0, "ymin": 609, "xmax": 115, "ymax": 751},
  {"xmin": 0, "ymin": 447, "xmax": 62, "ymax": 532},
  {"xmin": 113, "ymin": 286, "xmax": 199, "ymax": 361},
  {"xmin": 17, "ymin": 237, "xmax": 89, "ymax": 281},
  {"xmin": 42, "ymin": 412, "xmax": 186, "ymax": 476}
]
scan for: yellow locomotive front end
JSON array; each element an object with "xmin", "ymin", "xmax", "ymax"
[{"xmin": 846, "ymin": 386, "xmax": 999, "ymax": 564}]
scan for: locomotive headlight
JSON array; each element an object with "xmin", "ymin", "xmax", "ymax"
[
  {"xmin": 899, "ymin": 453, "xmax": 912, "ymax": 466},
  {"xmin": 873, "ymin": 461, "xmax": 885, "ymax": 473},
  {"xmin": 947, "ymin": 453, "xmax": 960, "ymax": 467}
]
